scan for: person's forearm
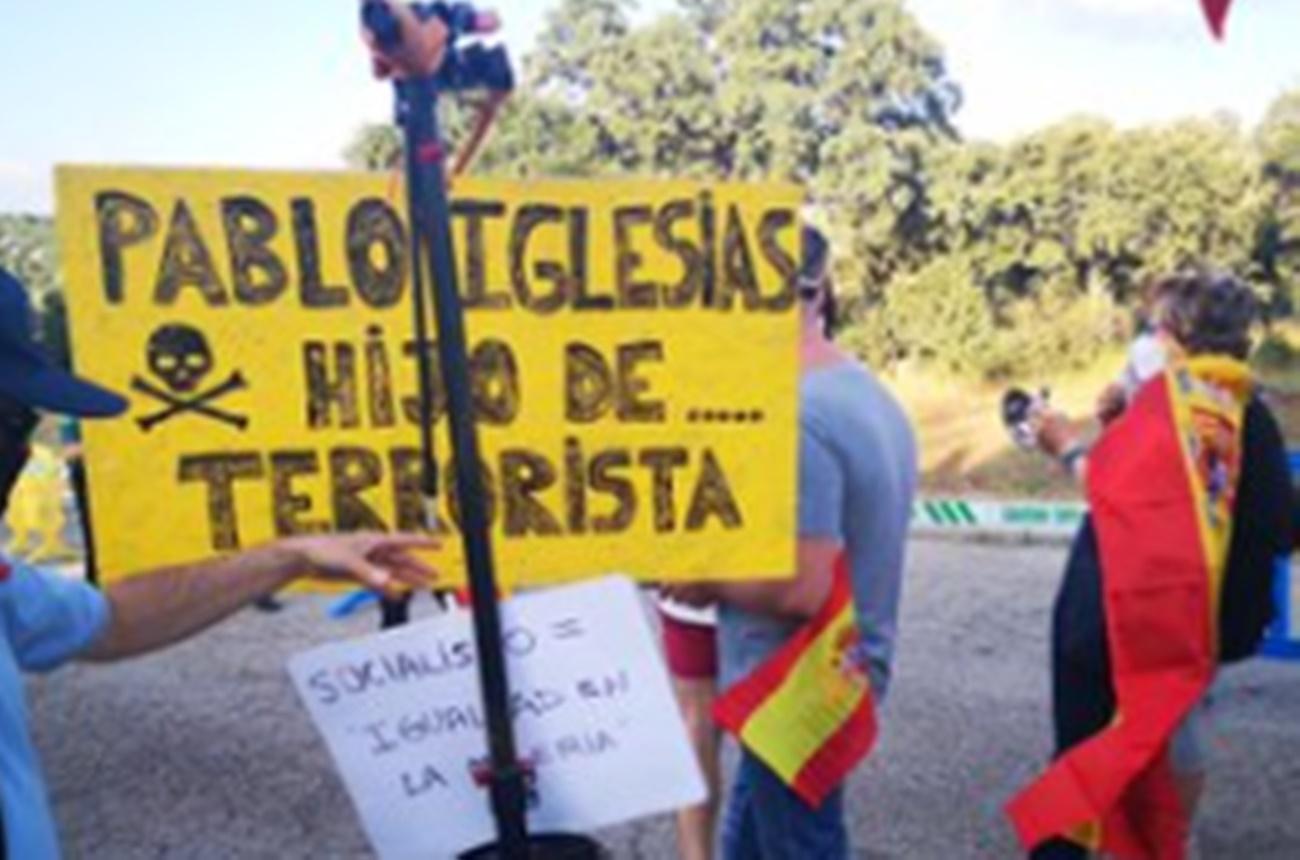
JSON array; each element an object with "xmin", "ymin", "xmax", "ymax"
[
  {"xmin": 84, "ymin": 543, "xmax": 304, "ymax": 661},
  {"xmin": 1059, "ymin": 447, "xmax": 1088, "ymax": 486},
  {"xmin": 712, "ymin": 541, "xmax": 838, "ymax": 621},
  {"xmin": 713, "ymin": 581, "xmax": 797, "ymax": 619},
  {"xmin": 713, "ymin": 576, "xmax": 828, "ymax": 622}
]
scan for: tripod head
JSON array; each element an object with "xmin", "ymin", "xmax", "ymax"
[
  {"xmin": 360, "ymin": 2, "xmax": 514, "ymax": 175},
  {"xmin": 360, "ymin": 1, "xmax": 513, "ymax": 92}
]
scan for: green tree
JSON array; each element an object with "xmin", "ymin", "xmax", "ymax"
[
  {"xmin": 342, "ymin": 87, "xmax": 596, "ymax": 178},
  {"xmin": 469, "ymin": 96, "xmax": 599, "ymax": 178},
  {"xmin": 1255, "ymin": 89, "xmax": 1300, "ymax": 313},
  {"xmin": 522, "ymin": 0, "xmax": 963, "ymax": 297},
  {"xmin": 933, "ymin": 116, "xmax": 1256, "ymax": 303},
  {"xmin": 338, "ymin": 2, "xmax": 1287, "ymax": 380},
  {"xmin": 0, "ymin": 214, "xmax": 59, "ymax": 302},
  {"xmin": 0, "ymin": 214, "xmax": 70, "ymax": 366},
  {"xmin": 345, "ymin": 0, "xmax": 962, "ymax": 313},
  {"xmin": 342, "ymin": 123, "xmax": 403, "ymax": 172},
  {"xmin": 854, "ymin": 114, "xmax": 1260, "ymax": 378},
  {"xmin": 1258, "ymin": 90, "xmax": 1300, "ymax": 177},
  {"xmin": 522, "ymin": 0, "xmax": 730, "ymax": 177},
  {"xmin": 872, "ymin": 255, "xmax": 996, "ymax": 373},
  {"xmin": 711, "ymin": 0, "xmax": 961, "ymax": 300}
]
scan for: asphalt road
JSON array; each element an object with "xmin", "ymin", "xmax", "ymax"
[{"xmin": 26, "ymin": 538, "xmax": 1300, "ymax": 859}]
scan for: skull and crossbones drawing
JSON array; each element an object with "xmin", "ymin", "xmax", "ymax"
[{"xmin": 131, "ymin": 324, "xmax": 250, "ymax": 432}]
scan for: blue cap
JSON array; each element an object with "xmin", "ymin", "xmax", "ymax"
[{"xmin": 0, "ymin": 267, "xmax": 127, "ymax": 418}]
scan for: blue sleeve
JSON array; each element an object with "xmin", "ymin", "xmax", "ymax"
[
  {"xmin": 798, "ymin": 422, "xmax": 844, "ymax": 540},
  {"xmin": 2, "ymin": 561, "xmax": 110, "ymax": 672}
]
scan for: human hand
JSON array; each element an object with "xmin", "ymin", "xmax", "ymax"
[
  {"xmin": 280, "ymin": 532, "xmax": 439, "ymax": 594},
  {"xmin": 362, "ymin": 1, "xmax": 451, "ymax": 80},
  {"xmin": 474, "ymin": 9, "xmax": 502, "ymax": 33},
  {"xmin": 1031, "ymin": 410, "xmax": 1081, "ymax": 460},
  {"xmin": 1095, "ymin": 383, "xmax": 1127, "ymax": 426}
]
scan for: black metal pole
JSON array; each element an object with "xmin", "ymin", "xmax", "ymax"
[
  {"xmin": 377, "ymin": 66, "xmax": 440, "ymax": 631},
  {"xmin": 394, "ymin": 74, "xmax": 530, "ymax": 858}
]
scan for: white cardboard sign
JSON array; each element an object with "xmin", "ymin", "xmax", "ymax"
[{"xmin": 289, "ymin": 577, "xmax": 705, "ymax": 859}]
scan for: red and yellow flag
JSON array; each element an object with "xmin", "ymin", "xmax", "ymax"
[
  {"xmin": 1201, "ymin": 0, "xmax": 1235, "ymax": 39},
  {"xmin": 1007, "ymin": 356, "xmax": 1251, "ymax": 860},
  {"xmin": 714, "ymin": 556, "xmax": 877, "ymax": 807}
]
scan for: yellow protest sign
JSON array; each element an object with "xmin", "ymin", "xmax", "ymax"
[{"xmin": 55, "ymin": 166, "xmax": 801, "ymax": 588}]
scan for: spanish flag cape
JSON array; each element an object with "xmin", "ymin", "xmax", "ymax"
[
  {"xmin": 1007, "ymin": 356, "xmax": 1252, "ymax": 859},
  {"xmin": 714, "ymin": 556, "xmax": 877, "ymax": 807}
]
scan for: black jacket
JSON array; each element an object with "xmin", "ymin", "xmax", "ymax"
[{"xmin": 1055, "ymin": 395, "xmax": 1293, "ymax": 675}]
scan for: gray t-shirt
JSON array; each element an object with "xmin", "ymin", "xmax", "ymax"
[{"xmin": 718, "ymin": 362, "xmax": 917, "ymax": 700}]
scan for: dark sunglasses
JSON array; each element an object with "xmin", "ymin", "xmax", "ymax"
[{"xmin": 798, "ymin": 274, "xmax": 829, "ymax": 301}]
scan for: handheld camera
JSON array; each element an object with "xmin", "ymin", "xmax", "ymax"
[{"xmin": 1000, "ymin": 387, "xmax": 1050, "ymax": 451}]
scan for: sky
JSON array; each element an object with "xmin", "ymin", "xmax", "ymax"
[{"xmin": 0, "ymin": 0, "xmax": 1296, "ymax": 214}]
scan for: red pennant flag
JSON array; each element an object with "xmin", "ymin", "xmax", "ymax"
[{"xmin": 1201, "ymin": 0, "xmax": 1234, "ymax": 39}]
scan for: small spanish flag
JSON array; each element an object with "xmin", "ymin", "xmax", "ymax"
[
  {"xmin": 1201, "ymin": 0, "xmax": 1234, "ymax": 39},
  {"xmin": 714, "ymin": 556, "xmax": 878, "ymax": 807},
  {"xmin": 1007, "ymin": 357, "xmax": 1251, "ymax": 860}
]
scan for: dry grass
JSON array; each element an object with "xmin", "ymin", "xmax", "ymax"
[
  {"xmin": 1256, "ymin": 323, "xmax": 1300, "ymax": 434},
  {"xmin": 883, "ymin": 345, "xmax": 1300, "ymax": 498}
]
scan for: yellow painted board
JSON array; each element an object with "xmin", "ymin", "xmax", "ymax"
[{"xmin": 55, "ymin": 166, "xmax": 801, "ymax": 589}]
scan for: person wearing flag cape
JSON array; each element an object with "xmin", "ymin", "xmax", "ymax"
[
  {"xmin": 665, "ymin": 225, "xmax": 918, "ymax": 859},
  {"xmin": 1010, "ymin": 272, "xmax": 1292, "ymax": 860}
]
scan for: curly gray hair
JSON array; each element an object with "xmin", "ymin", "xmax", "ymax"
[{"xmin": 1154, "ymin": 272, "xmax": 1258, "ymax": 360}]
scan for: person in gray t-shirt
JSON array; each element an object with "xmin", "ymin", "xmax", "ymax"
[{"xmin": 667, "ymin": 226, "xmax": 917, "ymax": 859}]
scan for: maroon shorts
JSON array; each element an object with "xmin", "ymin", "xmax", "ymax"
[{"xmin": 660, "ymin": 610, "xmax": 718, "ymax": 681}]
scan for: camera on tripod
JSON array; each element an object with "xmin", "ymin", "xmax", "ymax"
[
  {"xmin": 1000, "ymin": 386, "xmax": 1051, "ymax": 451},
  {"xmin": 360, "ymin": 1, "xmax": 513, "ymax": 93}
]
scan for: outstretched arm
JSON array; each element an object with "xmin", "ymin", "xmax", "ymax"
[
  {"xmin": 83, "ymin": 533, "xmax": 436, "ymax": 661},
  {"xmin": 1034, "ymin": 410, "xmax": 1088, "ymax": 485}
]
